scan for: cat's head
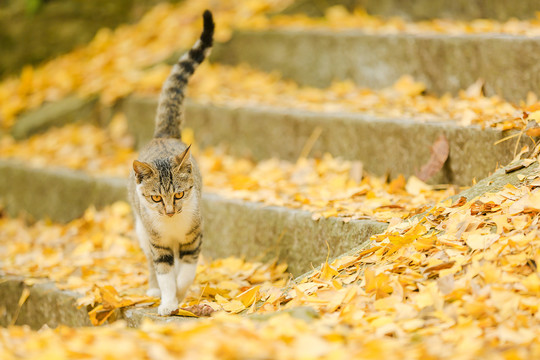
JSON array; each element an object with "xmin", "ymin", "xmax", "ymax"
[{"xmin": 133, "ymin": 145, "xmax": 195, "ymax": 217}]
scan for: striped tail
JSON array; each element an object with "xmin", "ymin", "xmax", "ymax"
[{"xmin": 154, "ymin": 10, "xmax": 214, "ymax": 139}]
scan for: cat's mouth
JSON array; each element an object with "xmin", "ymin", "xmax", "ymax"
[{"xmin": 163, "ymin": 210, "xmax": 181, "ymax": 217}]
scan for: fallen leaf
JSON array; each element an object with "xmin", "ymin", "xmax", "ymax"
[
  {"xmin": 171, "ymin": 308, "xmax": 198, "ymax": 317},
  {"xmin": 416, "ymin": 135, "xmax": 449, "ymax": 182},
  {"xmin": 236, "ymin": 286, "xmax": 260, "ymax": 307}
]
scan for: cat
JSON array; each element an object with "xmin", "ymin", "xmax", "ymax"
[{"xmin": 128, "ymin": 10, "xmax": 214, "ymax": 316}]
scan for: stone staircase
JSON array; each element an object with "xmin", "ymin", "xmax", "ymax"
[
  {"xmin": 284, "ymin": 0, "xmax": 540, "ymax": 21},
  {"xmin": 213, "ymin": 29, "xmax": 540, "ymax": 101},
  {"xmin": 2, "ymin": 0, "xmax": 539, "ymax": 328},
  {"xmin": 127, "ymin": 98, "xmax": 528, "ymax": 186}
]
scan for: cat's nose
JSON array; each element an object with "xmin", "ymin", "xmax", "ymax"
[{"xmin": 166, "ymin": 212, "xmax": 175, "ymax": 217}]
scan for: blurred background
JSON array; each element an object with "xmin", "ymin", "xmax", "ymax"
[
  {"xmin": 3, "ymin": 0, "xmax": 540, "ymax": 79},
  {"xmin": 0, "ymin": 0, "xmax": 181, "ymax": 79}
]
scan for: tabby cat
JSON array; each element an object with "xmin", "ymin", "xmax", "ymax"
[{"xmin": 128, "ymin": 10, "xmax": 214, "ymax": 316}]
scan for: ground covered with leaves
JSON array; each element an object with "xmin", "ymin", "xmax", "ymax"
[
  {"xmin": 0, "ymin": 116, "xmax": 538, "ymax": 358},
  {"xmin": 2, "ymin": 0, "xmax": 540, "ymax": 131},
  {"xmin": 0, "ymin": 201, "xmax": 289, "ymax": 325},
  {"xmin": 1, "ymin": 164, "xmax": 540, "ymax": 359},
  {"xmin": 0, "ymin": 119, "xmax": 452, "ymax": 222},
  {"xmin": 2, "ymin": 0, "xmax": 540, "ymax": 358}
]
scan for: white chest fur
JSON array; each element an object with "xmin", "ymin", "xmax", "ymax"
[
  {"xmin": 154, "ymin": 210, "xmax": 194, "ymax": 245},
  {"xmin": 137, "ymin": 190, "xmax": 199, "ymax": 248}
]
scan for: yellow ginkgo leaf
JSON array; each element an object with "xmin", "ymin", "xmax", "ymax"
[{"xmin": 236, "ymin": 286, "xmax": 260, "ymax": 307}]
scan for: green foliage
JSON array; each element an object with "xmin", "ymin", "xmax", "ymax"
[{"xmin": 25, "ymin": 0, "xmax": 43, "ymax": 15}]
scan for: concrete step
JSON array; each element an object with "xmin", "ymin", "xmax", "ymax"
[
  {"xmin": 8, "ymin": 94, "xmax": 532, "ymax": 187},
  {"xmin": 10, "ymin": 82, "xmax": 532, "ymax": 187},
  {"xmin": 295, "ymin": 158, "xmax": 540, "ymax": 280},
  {"xmin": 0, "ymin": 275, "xmax": 318, "ymax": 329},
  {"xmin": 3, "ymin": 159, "xmax": 535, "ymax": 330},
  {"xmin": 0, "ymin": 275, "xmax": 195, "ymax": 329},
  {"xmin": 282, "ymin": 0, "xmax": 540, "ymax": 21},
  {"xmin": 0, "ymin": 159, "xmax": 386, "ymax": 276},
  {"xmin": 0, "ymin": 276, "xmax": 92, "ymax": 329},
  {"xmin": 125, "ymin": 97, "xmax": 533, "ymax": 186},
  {"xmin": 212, "ymin": 29, "xmax": 540, "ymax": 102}
]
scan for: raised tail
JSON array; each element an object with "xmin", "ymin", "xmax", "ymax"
[{"xmin": 154, "ymin": 10, "xmax": 214, "ymax": 139}]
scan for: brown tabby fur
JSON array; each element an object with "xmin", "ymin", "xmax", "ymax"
[{"xmin": 127, "ymin": 10, "xmax": 214, "ymax": 316}]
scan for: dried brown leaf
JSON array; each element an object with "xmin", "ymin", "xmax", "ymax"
[{"xmin": 416, "ymin": 134, "xmax": 449, "ymax": 182}]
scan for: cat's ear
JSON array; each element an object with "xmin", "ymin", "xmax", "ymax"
[
  {"xmin": 133, "ymin": 160, "xmax": 156, "ymax": 183},
  {"xmin": 173, "ymin": 144, "xmax": 192, "ymax": 169}
]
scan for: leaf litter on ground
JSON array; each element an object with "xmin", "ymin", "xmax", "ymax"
[
  {"xmin": 2, "ymin": 0, "xmax": 540, "ymax": 357},
  {"xmin": 0, "ymin": 113, "xmax": 539, "ymax": 358},
  {"xmin": 2, "ymin": 162, "xmax": 540, "ymax": 359},
  {"xmin": 0, "ymin": 119, "xmax": 453, "ymax": 222},
  {"xmin": 1, "ymin": 0, "xmax": 540, "ymax": 131},
  {"xmin": 0, "ymin": 201, "xmax": 290, "ymax": 326}
]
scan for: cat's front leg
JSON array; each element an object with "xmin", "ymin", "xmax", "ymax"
[
  {"xmin": 135, "ymin": 219, "xmax": 161, "ymax": 298},
  {"xmin": 152, "ymin": 246, "xmax": 178, "ymax": 315},
  {"xmin": 146, "ymin": 258, "xmax": 160, "ymax": 298}
]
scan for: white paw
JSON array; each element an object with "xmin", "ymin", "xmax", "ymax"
[
  {"xmin": 146, "ymin": 288, "xmax": 161, "ymax": 298},
  {"xmin": 158, "ymin": 300, "xmax": 178, "ymax": 316}
]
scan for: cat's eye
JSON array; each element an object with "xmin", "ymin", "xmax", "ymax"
[
  {"xmin": 174, "ymin": 191, "xmax": 185, "ymax": 200},
  {"xmin": 151, "ymin": 195, "xmax": 162, "ymax": 202}
]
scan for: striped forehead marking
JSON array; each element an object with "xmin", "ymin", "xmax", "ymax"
[{"xmin": 154, "ymin": 158, "xmax": 173, "ymax": 193}]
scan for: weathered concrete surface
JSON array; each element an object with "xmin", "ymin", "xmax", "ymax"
[
  {"xmin": 0, "ymin": 276, "xmax": 92, "ymax": 329},
  {"xmin": 0, "ymin": 276, "xmax": 194, "ymax": 329},
  {"xmin": 0, "ymin": 159, "xmax": 386, "ymax": 276},
  {"xmin": 11, "ymin": 96, "xmax": 99, "ymax": 140},
  {"xmin": 455, "ymin": 160, "xmax": 540, "ymax": 201},
  {"xmin": 0, "ymin": 275, "xmax": 317, "ymax": 329},
  {"xmin": 125, "ymin": 97, "xmax": 533, "ymax": 186},
  {"xmin": 213, "ymin": 30, "xmax": 540, "ymax": 102},
  {"xmin": 124, "ymin": 96, "xmax": 156, "ymax": 148},
  {"xmin": 353, "ymin": 0, "xmax": 540, "ymax": 21},
  {"xmin": 122, "ymin": 306, "xmax": 197, "ymax": 327},
  {"xmin": 202, "ymin": 193, "xmax": 387, "ymax": 275},
  {"xmin": 0, "ymin": 160, "xmax": 127, "ymax": 223},
  {"xmin": 7, "ymin": 93, "xmax": 528, "ymax": 187},
  {"xmin": 282, "ymin": 0, "xmax": 540, "ymax": 21}
]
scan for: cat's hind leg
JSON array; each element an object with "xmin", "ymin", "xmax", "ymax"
[{"xmin": 176, "ymin": 262, "xmax": 197, "ymax": 302}]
